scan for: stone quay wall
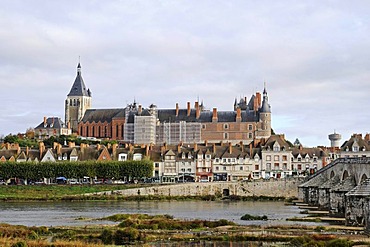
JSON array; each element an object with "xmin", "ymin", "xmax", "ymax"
[{"xmin": 93, "ymin": 179, "xmax": 302, "ymax": 198}]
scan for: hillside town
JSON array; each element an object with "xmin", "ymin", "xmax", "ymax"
[{"xmin": 1, "ymin": 63, "xmax": 369, "ymax": 184}]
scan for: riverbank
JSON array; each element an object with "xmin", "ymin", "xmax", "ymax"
[{"xmin": 0, "ymin": 213, "xmax": 369, "ymax": 247}]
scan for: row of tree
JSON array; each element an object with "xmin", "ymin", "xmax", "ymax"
[{"xmin": 0, "ymin": 160, "xmax": 153, "ymax": 181}]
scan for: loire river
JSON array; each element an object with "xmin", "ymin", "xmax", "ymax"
[{"xmin": 0, "ymin": 200, "xmax": 322, "ymax": 227}]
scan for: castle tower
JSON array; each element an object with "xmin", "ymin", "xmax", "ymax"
[
  {"xmin": 65, "ymin": 63, "xmax": 92, "ymax": 133},
  {"xmin": 256, "ymin": 84, "xmax": 271, "ymax": 139},
  {"xmin": 328, "ymin": 132, "xmax": 342, "ymax": 148}
]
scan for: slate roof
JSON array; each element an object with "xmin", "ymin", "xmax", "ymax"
[
  {"xmin": 67, "ymin": 63, "xmax": 91, "ymax": 97},
  {"xmin": 291, "ymin": 147, "xmax": 327, "ymax": 158},
  {"xmin": 341, "ymin": 134, "xmax": 370, "ymax": 151},
  {"xmin": 81, "ymin": 109, "xmax": 126, "ymax": 123},
  {"xmin": 35, "ymin": 117, "xmax": 67, "ymax": 129},
  {"xmin": 157, "ymin": 109, "xmax": 259, "ymax": 123},
  {"xmin": 346, "ymin": 178, "xmax": 370, "ymax": 197},
  {"xmin": 331, "ymin": 176, "xmax": 357, "ymax": 192}
]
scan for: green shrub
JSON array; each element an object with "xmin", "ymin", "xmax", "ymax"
[
  {"xmin": 100, "ymin": 229, "xmax": 113, "ymax": 245},
  {"xmin": 11, "ymin": 241, "xmax": 27, "ymax": 247},
  {"xmin": 240, "ymin": 213, "xmax": 268, "ymax": 221},
  {"xmin": 27, "ymin": 230, "xmax": 39, "ymax": 240}
]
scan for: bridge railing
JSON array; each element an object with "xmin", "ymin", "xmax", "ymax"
[{"xmin": 305, "ymin": 157, "xmax": 370, "ymax": 181}]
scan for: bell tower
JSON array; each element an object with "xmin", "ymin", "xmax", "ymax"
[{"xmin": 65, "ymin": 62, "xmax": 92, "ymax": 133}]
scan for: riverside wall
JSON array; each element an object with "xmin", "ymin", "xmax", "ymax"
[{"xmin": 95, "ymin": 179, "xmax": 302, "ymax": 198}]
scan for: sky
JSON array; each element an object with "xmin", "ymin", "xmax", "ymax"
[{"xmin": 0, "ymin": 0, "xmax": 369, "ymax": 147}]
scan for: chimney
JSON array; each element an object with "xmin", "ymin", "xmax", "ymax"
[
  {"xmin": 194, "ymin": 143, "xmax": 198, "ymax": 152},
  {"xmin": 256, "ymin": 92, "xmax": 261, "ymax": 108},
  {"xmin": 204, "ymin": 140, "xmax": 208, "ymax": 146},
  {"xmin": 57, "ymin": 143, "xmax": 62, "ymax": 155},
  {"xmin": 244, "ymin": 96, "xmax": 247, "ymax": 103},
  {"xmin": 187, "ymin": 102, "xmax": 191, "ymax": 116},
  {"xmin": 229, "ymin": 142, "xmax": 232, "ymax": 154},
  {"xmin": 112, "ymin": 143, "xmax": 118, "ymax": 157},
  {"xmin": 39, "ymin": 142, "xmax": 45, "ymax": 158},
  {"xmin": 236, "ymin": 107, "xmax": 241, "ymax": 122},
  {"xmin": 212, "ymin": 108, "xmax": 218, "ymax": 122},
  {"xmin": 365, "ymin": 133, "xmax": 370, "ymax": 142},
  {"xmin": 67, "ymin": 121, "xmax": 71, "ymax": 130},
  {"xmin": 129, "ymin": 143, "xmax": 134, "ymax": 153},
  {"xmin": 68, "ymin": 142, "xmax": 75, "ymax": 148},
  {"xmin": 177, "ymin": 143, "xmax": 181, "ymax": 153},
  {"xmin": 43, "ymin": 117, "xmax": 47, "ymax": 127},
  {"xmin": 5, "ymin": 143, "xmax": 10, "ymax": 150},
  {"xmin": 176, "ymin": 103, "xmax": 179, "ymax": 117},
  {"xmin": 161, "ymin": 145, "xmax": 166, "ymax": 154},
  {"xmin": 212, "ymin": 143, "xmax": 216, "ymax": 153},
  {"xmin": 53, "ymin": 142, "xmax": 59, "ymax": 150},
  {"xmin": 195, "ymin": 101, "xmax": 200, "ymax": 119},
  {"xmin": 249, "ymin": 143, "xmax": 253, "ymax": 157},
  {"xmin": 97, "ymin": 144, "xmax": 101, "ymax": 150},
  {"xmin": 26, "ymin": 146, "xmax": 29, "ymax": 156},
  {"xmin": 240, "ymin": 141, "xmax": 244, "ymax": 153},
  {"xmin": 16, "ymin": 145, "xmax": 21, "ymax": 155},
  {"xmin": 146, "ymin": 144, "xmax": 149, "ymax": 157},
  {"xmin": 138, "ymin": 105, "xmax": 142, "ymax": 115}
]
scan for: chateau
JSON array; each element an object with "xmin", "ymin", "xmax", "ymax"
[{"xmin": 65, "ymin": 63, "xmax": 272, "ymax": 145}]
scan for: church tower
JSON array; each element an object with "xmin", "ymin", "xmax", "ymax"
[
  {"xmin": 256, "ymin": 84, "xmax": 271, "ymax": 139},
  {"xmin": 65, "ymin": 63, "xmax": 92, "ymax": 133}
]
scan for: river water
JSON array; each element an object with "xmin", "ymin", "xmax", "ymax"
[{"xmin": 0, "ymin": 200, "xmax": 323, "ymax": 227}]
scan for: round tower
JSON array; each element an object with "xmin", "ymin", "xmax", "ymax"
[
  {"xmin": 257, "ymin": 84, "xmax": 271, "ymax": 138},
  {"xmin": 328, "ymin": 132, "xmax": 341, "ymax": 148}
]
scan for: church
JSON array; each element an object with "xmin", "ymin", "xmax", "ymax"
[{"xmin": 64, "ymin": 63, "xmax": 272, "ymax": 145}]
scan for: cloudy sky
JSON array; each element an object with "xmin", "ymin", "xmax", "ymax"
[{"xmin": 1, "ymin": 0, "xmax": 369, "ymax": 147}]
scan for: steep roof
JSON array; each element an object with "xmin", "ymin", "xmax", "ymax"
[
  {"xmin": 81, "ymin": 109, "xmax": 126, "ymax": 123},
  {"xmin": 346, "ymin": 178, "xmax": 370, "ymax": 197},
  {"xmin": 35, "ymin": 117, "xmax": 67, "ymax": 129},
  {"xmin": 67, "ymin": 63, "xmax": 91, "ymax": 97}
]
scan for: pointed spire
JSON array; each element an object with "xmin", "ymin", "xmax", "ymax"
[{"xmin": 67, "ymin": 62, "xmax": 90, "ymax": 97}]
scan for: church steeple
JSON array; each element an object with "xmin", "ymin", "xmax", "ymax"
[
  {"xmin": 67, "ymin": 63, "xmax": 90, "ymax": 97},
  {"xmin": 65, "ymin": 62, "xmax": 92, "ymax": 133}
]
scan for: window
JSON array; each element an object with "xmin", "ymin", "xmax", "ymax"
[
  {"xmin": 223, "ymin": 166, "xmax": 227, "ymax": 171},
  {"xmin": 274, "ymin": 163, "xmax": 279, "ymax": 169},
  {"xmin": 282, "ymin": 155, "xmax": 287, "ymax": 161},
  {"xmin": 239, "ymin": 166, "xmax": 243, "ymax": 170},
  {"xmin": 248, "ymin": 133, "xmax": 253, "ymax": 139},
  {"xmin": 266, "ymin": 163, "xmax": 271, "ymax": 170},
  {"xmin": 273, "ymin": 146, "xmax": 279, "ymax": 152},
  {"xmin": 248, "ymin": 124, "xmax": 252, "ymax": 130},
  {"xmin": 353, "ymin": 146, "xmax": 359, "ymax": 152},
  {"xmin": 155, "ymin": 163, "xmax": 159, "ymax": 168},
  {"xmin": 216, "ymin": 166, "xmax": 219, "ymax": 171},
  {"xmin": 266, "ymin": 155, "xmax": 271, "ymax": 161},
  {"xmin": 224, "ymin": 133, "xmax": 228, "ymax": 139},
  {"xmin": 224, "ymin": 124, "xmax": 229, "ymax": 129},
  {"xmin": 298, "ymin": 164, "xmax": 302, "ymax": 170},
  {"xmin": 255, "ymin": 165, "xmax": 259, "ymax": 170},
  {"xmin": 202, "ymin": 124, "xmax": 206, "ymax": 129},
  {"xmin": 274, "ymin": 155, "xmax": 279, "ymax": 161}
]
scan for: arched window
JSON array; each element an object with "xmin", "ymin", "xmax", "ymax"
[
  {"xmin": 342, "ymin": 170, "xmax": 349, "ymax": 181},
  {"xmin": 330, "ymin": 170, "xmax": 335, "ymax": 179}
]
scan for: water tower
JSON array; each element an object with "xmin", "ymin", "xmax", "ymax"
[{"xmin": 328, "ymin": 132, "xmax": 342, "ymax": 148}]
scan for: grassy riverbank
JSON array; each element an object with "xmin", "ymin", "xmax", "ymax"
[
  {"xmin": 0, "ymin": 213, "xmax": 369, "ymax": 247},
  {"xmin": 0, "ymin": 184, "xmax": 144, "ymax": 201}
]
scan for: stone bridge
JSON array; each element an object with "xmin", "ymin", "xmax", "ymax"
[
  {"xmin": 90, "ymin": 179, "xmax": 300, "ymax": 198},
  {"xmin": 299, "ymin": 157, "xmax": 370, "ymax": 229}
]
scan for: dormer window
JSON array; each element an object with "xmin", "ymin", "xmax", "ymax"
[
  {"xmin": 273, "ymin": 146, "xmax": 279, "ymax": 152},
  {"xmin": 353, "ymin": 146, "xmax": 359, "ymax": 152}
]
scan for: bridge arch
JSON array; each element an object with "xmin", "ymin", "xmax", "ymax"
[
  {"xmin": 330, "ymin": 170, "xmax": 335, "ymax": 179},
  {"xmin": 342, "ymin": 170, "xmax": 349, "ymax": 181},
  {"xmin": 360, "ymin": 174, "xmax": 368, "ymax": 184}
]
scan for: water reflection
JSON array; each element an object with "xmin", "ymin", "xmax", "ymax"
[{"xmin": 0, "ymin": 200, "xmax": 323, "ymax": 227}]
